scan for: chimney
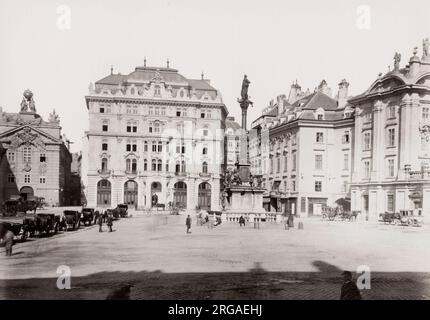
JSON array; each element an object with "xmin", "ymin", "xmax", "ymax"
[
  {"xmin": 336, "ymin": 79, "xmax": 349, "ymax": 109},
  {"xmin": 317, "ymin": 80, "xmax": 332, "ymax": 97}
]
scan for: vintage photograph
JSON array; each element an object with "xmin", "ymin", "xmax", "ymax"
[{"xmin": 1, "ymin": 0, "xmax": 430, "ymax": 303}]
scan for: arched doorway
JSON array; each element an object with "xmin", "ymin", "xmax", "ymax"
[
  {"xmin": 20, "ymin": 186, "xmax": 34, "ymax": 201},
  {"xmin": 174, "ymin": 182, "xmax": 187, "ymax": 209},
  {"xmin": 151, "ymin": 182, "xmax": 162, "ymax": 207},
  {"xmin": 97, "ymin": 179, "xmax": 111, "ymax": 206},
  {"xmin": 198, "ymin": 182, "xmax": 211, "ymax": 210},
  {"xmin": 124, "ymin": 180, "xmax": 138, "ymax": 208}
]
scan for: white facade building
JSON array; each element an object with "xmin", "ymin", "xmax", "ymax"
[
  {"xmin": 350, "ymin": 44, "xmax": 430, "ymax": 220},
  {"xmin": 82, "ymin": 64, "xmax": 227, "ymax": 211}
]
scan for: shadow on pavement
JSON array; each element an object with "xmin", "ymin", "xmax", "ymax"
[{"xmin": 1, "ymin": 260, "xmax": 429, "ymax": 300}]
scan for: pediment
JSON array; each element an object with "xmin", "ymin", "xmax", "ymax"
[{"xmin": 0, "ymin": 125, "xmax": 62, "ymax": 150}]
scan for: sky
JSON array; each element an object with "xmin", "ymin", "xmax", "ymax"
[{"xmin": 1, "ymin": 0, "xmax": 430, "ymax": 153}]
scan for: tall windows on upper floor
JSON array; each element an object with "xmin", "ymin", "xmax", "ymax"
[
  {"xmin": 387, "ymin": 128, "xmax": 396, "ymax": 147},
  {"xmin": 23, "ymin": 146, "xmax": 31, "ymax": 163},
  {"xmin": 423, "ymin": 107, "xmax": 430, "ymax": 124},
  {"xmin": 363, "ymin": 131, "xmax": 371, "ymax": 150}
]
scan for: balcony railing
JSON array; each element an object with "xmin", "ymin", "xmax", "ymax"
[
  {"xmin": 97, "ymin": 169, "xmax": 111, "ymax": 176},
  {"xmin": 408, "ymin": 170, "xmax": 430, "ymax": 180}
]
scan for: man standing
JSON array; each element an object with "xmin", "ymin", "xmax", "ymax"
[
  {"xmin": 340, "ymin": 271, "xmax": 362, "ymax": 300},
  {"xmin": 3, "ymin": 230, "xmax": 14, "ymax": 256},
  {"xmin": 186, "ymin": 215, "xmax": 192, "ymax": 234},
  {"xmin": 107, "ymin": 214, "xmax": 113, "ymax": 232},
  {"xmin": 98, "ymin": 214, "xmax": 103, "ymax": 232}
]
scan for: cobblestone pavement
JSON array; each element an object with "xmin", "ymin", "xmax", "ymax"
[{"xmin": 1, "ymin": 213, "xmax": 430, "ymax": 299}]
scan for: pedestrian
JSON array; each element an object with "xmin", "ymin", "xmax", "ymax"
[
  {"xmin": 186, "ymin": 215, "xmax": 192, "ymax": 234},
  {"xmin": 340, "ymin": 271, "xmax": 362, "ymax": 300},
  {"xmin": 3, "ymin": 230, "xmax": 14, "ymax": 256},
  {"xmin": 107, "ymin": 215, "xmax": 113, "ymax": 232},
  {"xmin": 98, "ymin": 214, "xmax": 103, "ymax": 232},
  {"xmin": 239, "ymin": 215, "xmax": 245, "ymax": 227},
  {"xmin": 287, "ymin": 212, "xmax": 294, "ymax": 228}
]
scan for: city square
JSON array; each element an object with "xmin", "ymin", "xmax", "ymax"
[
  {"xmin": 1, "ymin": 0, "xmax": 430, "ymax": 304},
  {"xmin": 1, "ymin": 211, "xmax": 430, "ymax": 300}
]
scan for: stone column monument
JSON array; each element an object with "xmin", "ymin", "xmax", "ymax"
[{"xmin": 222, "ymin": 75, "xmax": 266, "ymax": 222}]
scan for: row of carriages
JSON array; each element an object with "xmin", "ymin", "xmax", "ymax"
[{"xmin": 0, "ymin": 204, "xmax": 129, "ymax": 242}]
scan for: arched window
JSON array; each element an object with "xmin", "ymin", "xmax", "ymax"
[
  {"xmin": 154, "ymin": 122, "xmax": 160, "ymax": 133},
  {"xmin": 132, "ymin": 159, "xmax": 137, "ymax": 173},
  {"xmin": 152, "ymin": 159, "xmax": 157, "ymax": 171},
  {"xmin": 181, "ymin": 160, "xmax": 186, "ymax": 173},
  {"xmin": 126, "ymin": 159, "xmax": 131, "ymax": 172},
  {"xmin": 101, "ymin": 158, "xmax": 108, "ymax": 172},
  {"xmin": 202, "ymin": 147, "xmax": 208, "ymax": 155},
  {"xmin": 157, "ymin": 159, "xmax": 162, "ymax": 171},
  {"xmin": 144, "ymin": 159, "xmax": 148, "ymax": 171},
  {"xmin": 202, "ymin": 161, "xmax": 208, "ymax": 173}
]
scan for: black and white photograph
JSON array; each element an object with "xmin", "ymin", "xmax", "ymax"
[{"xmin": 1, "ymin": 0, "xmax": 430, "ymax": 310}]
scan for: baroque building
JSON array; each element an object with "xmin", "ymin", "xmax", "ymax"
[
  {"xmin": 349, "ymin": 42, "xmax": 430, "ymax": 220},
  {"xmin": 0, "ymin": 90, "xmax": 72, "ymax": 206},
  {"xmin": 250, "ymin": 80, "xmax": 355, "ymax": 215},
  {"xmin": 82, "ymin": 64, "xmax": 227, "ymax": 211}
]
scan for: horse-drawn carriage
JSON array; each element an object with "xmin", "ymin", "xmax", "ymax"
[
  {"xmin": 80, "ymin": 208, "xmax": 94, "ymax": 226},
  {"xmin": 115, "ymin": 204, "xmax": 128, "ymax": 218},
  {"xmin": 322, "ymin": 206, "xmax": 359, "ymax": 221},
  {"xmin": 1, "ymin": 195, "xmax": 37, "ymax": 216},
  {"xmin": 379, "ymin": 210, "xmax": 423, "ymax": 226},
  {"xmin": 63, "ymin": 210, "xmax": 80, "ymax": 231},
  {"xmin": 0, "ymin": 221, "xmax": 23, "ymax": 240}
]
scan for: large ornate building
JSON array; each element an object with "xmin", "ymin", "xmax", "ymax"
[
  {"xmin": 0, "ymin": 90, "xmax": 73, "ymax": 206},
  {"xmin": 82, "ymin": 63, "xmax": 228, "ymax": 211},
  {"xmin": 349, "ymin": 42, "xmax": 430, "ymax": 220},
  {"xmin": 250, "ymin": 80, "xmax": 355, "ymax": 215}
]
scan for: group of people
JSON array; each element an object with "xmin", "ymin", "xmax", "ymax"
[{"xmin": 96, "ymin": 210, "xmax": 114, "ymax": 233}]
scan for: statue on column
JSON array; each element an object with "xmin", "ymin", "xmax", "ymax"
[{"xmin": 241, "ymin": 75, "xmax": 250, "ymax": 101}]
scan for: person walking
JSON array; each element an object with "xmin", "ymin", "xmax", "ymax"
[
  {"xmin": 107, "ymin": 215, "xmax": 113, "ymax": 232},
  {"xmin": 98, "ymin": 214, "xmax": 103, "ymax": 232},
  {"xmin": 340, "ymin": 271, "xmax": 362, "ymax": 300},
  {"xmin": 3, "ymin": 230, "xmax": 14, "ymax": 256},
  {"xmin": 186, "ymin": 215, "xmax": 192, "ymax": 234},
  {"xmin": 239, "ymin": 216, "xmax": 245, "ymax": 227}
]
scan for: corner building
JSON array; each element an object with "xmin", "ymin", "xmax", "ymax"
[{"xmin": 82, "ymin": 65, "xmax": 227, "ymax": 211}]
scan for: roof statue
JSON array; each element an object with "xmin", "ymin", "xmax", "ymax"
[
  {"xmin": 423, "ymin": 38, "xmax": 429, "ymax": 58},
  {"xmin": 393, "ymin": 52, "xmax": 401, "ymax": 70},
  {"xmin": 49, "ymin": 109, "xmax": 60, "ymax": 123},
  {"xmin": 20, "ymin": 89, "xmax": 36, "ymax": 113}
]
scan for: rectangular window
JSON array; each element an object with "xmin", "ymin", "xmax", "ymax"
[
  {"xmin": 126, "ymin": 126, "xmax": 131, "ymax": 132},
  {"xmin": 363, "ymin": 132, "xmax": 371, "ymax": 150},
  {"xmin": 176, "ymin": 110, "xmax": 181, "ymax": 117},
  {"xmin": 161, "ymin": 107, "xmax": 166, "ymax": 116},
  {"xmin": 364, "ymin": 161, "xmax": 371, "ymax": 179},
  {"xmin": 23, "ymin": 147, "xmax": 31, "ymax": 163},
  {"xmin": 39, "ymin": 177, "xmax": 46, "ymax": 184},
  {"xmin": 40, "ymin": 154, "xmax": 46, "ymax": 162},
  {"xmin": 126, "ymin": 106, "xmax": 132, "ymax": 114},
  {"xmin": 342, "ymin": 181, "xmax": 348, "ymax": 193},
  {"xmin": 292, "ymin": 152, "xmax": 297, "ymax": 171},
  {"xmin": 388, "ymin": 159, "xmax": 395, "ymax": 177},
  {"xmin": 292, "ymin": 180, "xmax": 296, "ymax": 192},
  {"xmin": 99, "ymin": 107, "xmax": 105, "ymax": 113},
  {"xmin": 342, "ymin": 131, "xmax": 350, "ymax": 144},
  {"xmin": 144, "ymin": 141, "xmax": 148, "ymax": 152},
  {"xmin": 316, "ymin": 132, "xmax": 324, "ymax": 143},
  {"xmin": 315, "ymin": 181, "xmax": 322, "ymax": 192},
  {"xmin": 277, "ymin": 157, "xmax": 280, "ymax": 173},
  {"xmin": 387, "ymin": 106, "xmax": 396, "ymax": 119},
  {"xmin": 133, "ymin": 106, "xmax": 138, "ymax": 114},
  {"xmin": 126, "ymin": 144, "xmax": 131, "ymax": 152},
  {"xmin": 158, "ymin": 143, "xmax": 162, "ymax": 153},
  {"xmin": 423, "ymin": 107, "xmax": 430, "ymax": 123},
  {"xmin": 132, "ymin": 144, "xmax": 137, "ymax": 152},
  {"xmin": 24, "ymin": 174, "xmax": 31, "ymax": 183},
  {"xmin": 149, "ymin": 107, "xmax": 154, "ymax": 116},
  {"xmin": 387, "ymin": 194, "xmax": 394, "ymax": 212},
  {"xmin": 7, "ymin": 151, "xmax": 15, "ymax": 162},
  {"xmin": 315, "ymin": 154, "xmax": 323, "ymax": 170},
  {"xmin": 387, "ymin": 128, "xmax": 395, "ymax": 147},
  {"xmin": 284, "ymin": 154, "xmax": 288, "ymax": 172},
  {"xmin": 201, "ymin": 113, "xmax": 205, "ymax": 119},
  {"xmin": 317, "ymin": 114, "xmax": 324, "ymax": 120},
  {"xmin": 343, "ymin": 153, "xmax": 349, "ymax": 170},
  {"xmin": 152, "ymin": 142, "xmax": 157, "ymax": 152},
  {"xmin": 7, "ymin": 174, "xmax": 15, "ymax": 183},
  {"xmin": 301, "ymin": 197, "xmax": 306, "ymax": 213},
  {"xmin": 102, "ymin": 125, "xmax": 108, "ymax": 132},
  {"xmin": 132, "ymin": 126, "xmax": 137, "ymax": 133}
]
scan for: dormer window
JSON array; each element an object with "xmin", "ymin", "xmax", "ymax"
[
  {"xmin": 317, "ymin": 114, "xmax": 324, "ymax": 120},
  {"xmin": 154, "ymin": 85, "xmax": 161, "ymax": 97}
]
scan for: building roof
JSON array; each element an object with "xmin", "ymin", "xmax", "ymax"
[
  {"xmin": 95, "ymin": 66, "xmax": 218, "ymax": 92},
  {"xmin": 225, "ymin": 116, "xmax": 241, "ymax": 132},
  {"xmin": 292, "ymin": 91, "xmax": 338, "ymax": 111}
]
